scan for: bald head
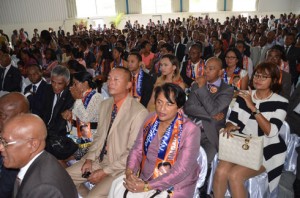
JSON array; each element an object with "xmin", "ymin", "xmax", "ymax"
[
  {"xmin": 0, "ymin": 92, "xmax": 29, "ymax": 132},
  {"xmin": 1, "ymin": 114, "xmax": 47, "ymax": 169},
  {"xmin": 206, "ymin": 57, "xmax": 223, "ymax": 69},
  {"xmin": 4, "ymin": 113, "xmax": 47, "ymax": 141}
]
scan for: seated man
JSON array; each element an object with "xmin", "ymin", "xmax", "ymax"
[
  {"xmin": 40, "ymin": 65, "xmax": 75, "ymax": 160},
  {"xmin": 0, "ymin": 92, "xmax": 29, "ymax": 198},
  {"xmin": 0, "ymin": 114, "xmax": 78, "ymax": 197},
  {"xmin": 0, "ymin": 52, "xmax": 22, "ymax": 92},
  {"xmin": 24, "ymin": 64, "xmax": 48, "ymax": 118},
  {"xmin": 181, "ymin": 43, "xmax": 205, "ymax": 87},
  {"xmin": 183, "ymin": 57, "xmax": 234, "ymax": 196},
  {"xmin": 67, "ymin": 67, "xmax": 148, "ymax": 197},
  {"xmin": 127, "ymin": 52, "xmax": 155, "ymax": 107}
]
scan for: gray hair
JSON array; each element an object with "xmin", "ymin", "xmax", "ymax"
[{"xmin": 51, "ymin": 65, "xmax": 70, "ymax": 82}]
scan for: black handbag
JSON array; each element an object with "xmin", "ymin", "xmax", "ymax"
[{"xmin": 45, "ymin": 135, "xmax": 78, "ymax": 160}]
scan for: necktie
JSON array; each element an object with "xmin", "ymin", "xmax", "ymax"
[
  {"xmin": 13, "ymin": 177, "xmax": 21, "ymax": 197},
  {"xmin": 99, "ymin": 104, "xmax": 118, "ymax": 162},
  {"xmin": 1, "ymin": 67, "xmax": 6, "ymax": 89},
  {"xmin": 32, "ymin": 85, "xmax": 37, "ymax": 93},
  {"xmin": 56, "ymin": 93, "xmax": 61, "ymax": 104}
]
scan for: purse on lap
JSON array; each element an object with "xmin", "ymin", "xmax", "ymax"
[{"xmin": 218, "ymin": 130, "xmax": 263, "ymax": 170}]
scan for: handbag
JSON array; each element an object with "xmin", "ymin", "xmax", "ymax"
[
  {"xmin": 45, "ymin": 135, "xmax": 78, "ymax": 160},
  {"xmin": 218, "ymin": 130, "xmax": 264, "ymax": 170}
]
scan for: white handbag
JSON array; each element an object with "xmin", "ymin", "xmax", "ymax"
[{"xmin": 218, "ymin": 130, "xmax": 264, "ymax": 170}]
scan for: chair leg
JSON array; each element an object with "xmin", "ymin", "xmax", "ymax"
[
  {"xmin": 293, "ymin": 178, "xmax": 300, "ymax": 198},
  {"xmin": 199, "ymin": 167, "xmax": 212, "ymax": 198}
]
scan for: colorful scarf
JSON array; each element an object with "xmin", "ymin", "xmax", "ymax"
[
  {"xmin": 223, "ymin": 67, "xmax": 241, "ymax": 90},
  {"xmin": 186, "ymin": 60, "xmax": 205, "ymax": 80}
]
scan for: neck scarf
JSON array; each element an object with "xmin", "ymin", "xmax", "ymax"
[
  {"xmin": 223, "ymin": 67, "xmax": 241, "ymax": 90},
  {"xmin": 141, "ymin": 113, "xmax": 183, "ymax": 180},
  {"xmin": 186, "ymin": 60, "xmax": 205, "ymax": 80}
]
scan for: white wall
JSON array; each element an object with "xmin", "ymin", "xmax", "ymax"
[{"xmin": 0, "ymin": 0, "xmax": 298, "ymax": 41}]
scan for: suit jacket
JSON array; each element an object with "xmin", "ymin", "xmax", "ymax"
[
  {"xmin": 286, "ymin": 45, "xmax": 300, "ymax": 84},
  {"xmin": 183, "ymin": 80, "xmax": 234, "ymax": 150},
  {"xmin": 203, "ymin": 45, "xmax": 213, "ymax": 60},
  {"xmin": 140, "ymin": 71, "xmax": 155, "ymax": 107},
  {"xmin": 16, "ymin": 151, "xmax": 78, "ymax": 198},
  {"xmin": 0, "ymin": 66, "xmax": 22, "ymax": 92},
  {"xmin": 279, "ymin": 70, "xmax": 292, "ymax": 100},
  {"xmin": 174, "ymin": 43, "xmax": 186, "ymax": 62},
  {"xmin": 286, "ymin": 85, "xmax": 300, "ymax": 135},
  {"xmin": 0, "ymin": 156, "xmax": 18, "ymax": 198},
  {"xmin": 85, "ymin": 95, "xmax": 148, "ymax": 177},
  {"xmin": 24, "ymin": 80, "xmax": 48, "ymax": 118},
  {"xmin": 41, "ymin": 85, "xmax": 74, "ymax": 137}
]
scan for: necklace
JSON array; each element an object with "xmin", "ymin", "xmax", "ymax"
[{"xmin": 254, "ymin": 91, "xmax": 273, "ymax": 101}]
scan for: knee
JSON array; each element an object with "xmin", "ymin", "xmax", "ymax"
[
  {"xmin": 228, "ymin": 170, "xmax": 244, "ymax": 184},
  {"xmin": 214, "ymin": 166, "xmax": 230, "ymax": 182}
]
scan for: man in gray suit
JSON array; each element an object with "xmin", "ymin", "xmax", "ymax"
[
  {"xmin": 0, "ymin": 114, "xmax": 78, "ymax": 198},
  {"xmin": 184, "ymin": 57, "xmax": 234, "ymax": 197}
]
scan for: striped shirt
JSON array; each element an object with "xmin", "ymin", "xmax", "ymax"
[{"xmin": 227, "ymin": 90, "xmax": 288, "ymax": 192}]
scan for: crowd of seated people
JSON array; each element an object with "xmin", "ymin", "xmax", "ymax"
[{"xmin": 0, "ymin": 12, "xmax": 300, "ymax": 198}]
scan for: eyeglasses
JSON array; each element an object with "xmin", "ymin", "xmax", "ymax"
[
  {"xmin": 225, "ymin": 56, "xmax": 237, "ymax": 60},
  {"xmin": 0, "ymin": 136, "xmax": 17, "ymax": 148},
  {"xmin": 253, "ymin": 74, "xmax": 271, "ymax": 81},
  {"xmin": 0, "ymin": 136, "xmax": 34, "ymax": 148}
]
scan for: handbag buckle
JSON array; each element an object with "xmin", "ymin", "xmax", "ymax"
[{"xmin": 242, "ymin": 137, "xmax": 251, "ymax": 150}]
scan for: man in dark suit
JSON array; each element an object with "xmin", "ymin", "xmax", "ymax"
[
  {"xmin": 127, "ymin": 52, "xmax": 155, "ymax": 107},
  {"xmin": 0, "ymin": 113, "xmax": 78, "ymax": 198},
  {"xmin": 284, "ymin": 33, "xmax": 300, "ymax": 85},
  {"xmin": 57, "ymin": 26, "xmax": 65, "ymax": 37},
  {"xmin": 184, "ymin": 57, "xmax": 234, "ymax": 197},
  {"xmin": 41, "ymin": 65, "xmax": 74, "ymax": 159},
  {"xmin": 173, "ymin": 34, "xmax": 186, "ymax": 63},
  {"xmin": 24, "ymin": 64, "xmax": 48, "ymax": 118},
  {"xmin": 181, "ymin": 43, "xmax": 205, "ymax": 87},
  {"xmin": 0, "ymin": 52, "xmax": 22, "ymax": 92},
  {"xmin": 0, "ymin": 92, "xmax": 29, "ymax": 198}
]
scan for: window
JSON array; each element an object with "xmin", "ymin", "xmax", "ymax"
[
  {"xmin": 189, "ymin": 0, "xmax": 217, "ymax": 12},
  {"xmin": 76, "ymin": 0, "xmax": 116, "ymax": 18},
  {"xmin": 232, "ymin": 0, "xmax": 257, "ymax": 11},
  {"xmin": 141, "ymin": 0, "xmax": 171, "ymax": 14}
]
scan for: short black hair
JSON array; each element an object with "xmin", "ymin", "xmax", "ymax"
[
  {"xmin": 128, "ymin": 52, "xmax": 142, "ymax": 62},
  {"xmin": 154, "ymin": 83, "xmax": 186, "ymax": 108}
]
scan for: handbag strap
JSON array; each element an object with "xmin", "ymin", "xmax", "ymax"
[{"xmin": 123, "ymin": 189, "xmax": 165, "ymax": 198}]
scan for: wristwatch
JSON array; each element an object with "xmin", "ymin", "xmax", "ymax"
[
  {"xmin": 143, "ymin": 181, "xmax": 149, "ymax": 192},
  {"xmin": 252, "ymin": 108, "xmax": 261, "ymax": 116}
]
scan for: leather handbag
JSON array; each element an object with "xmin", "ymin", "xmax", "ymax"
[{"xmin": 218, "ymin": 130, "xmax": 263, "ymax": 170}]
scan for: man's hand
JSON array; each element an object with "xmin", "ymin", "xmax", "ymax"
[
  {"xmin": 195, "ymin": 76, "xmax": 206, "ymax": 88},
  {"xmin": 212, "ymin": 112, "xmax": 224, "ymax": 121},
  {"xmin": 81, "ymin": 159, "xmax": 92, "ymax": 174},
  {"xmin": 88, "ymin": 169, "xmax": 108, "ymax": 184}
]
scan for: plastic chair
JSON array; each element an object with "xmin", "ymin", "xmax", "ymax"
[{"xmin": 193, "ymin": 146, "xmax": 208, "ymax": 198}]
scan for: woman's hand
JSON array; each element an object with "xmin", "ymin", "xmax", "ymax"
[
  {"xmin": 123, "ymin": 174, "xmax": 145, "ymax": 193},
  {"xmin": 238, "ymin": 87, "xmax": 256, "ymax": 112},
  {"xmin": 70, "ymin": 85, "xmax": 82, "ymax": 100},
  {"xmin": 221, "ymin": 123, "xmax": 240, "ymax": 138}
]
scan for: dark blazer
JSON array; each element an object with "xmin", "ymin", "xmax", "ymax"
[
  {"xmin": 140, "ymin": 71, "xmax": 155, "ymax": 107},
  {"xmin": 24, "ymin": 80, "xmax": 48, "ymax": 118},
  {"xmin": 0, "ymin": 156, "xmax": 18, "ymax": 198},
  {"xmin": 180, "ymin": 61, "xmax": 194, "ymax": 87},
  {"xmin": 184, "ymin": 81, "xmax": 234, "ymax": 151},
  {"xmin": 84, "ymin": 51, "xmax": 96, "ymax": 69},
  {"xmin": 174, "ymin": 43, "xmax": 186, "ymax": 62},
  {"xmin": 286, "ymin": 85, "xmax": 300, "ymax": 135},
  {"xmin": 0, "ymin": 66, "xmax": 22, "ymax": 92},
  {"xmin": 16, "ymin": 151, "xmax": 78, "ymax": 198},
  {"xmin": 203, "ymin": 45, "xmax": 213, "ymax": 60},
  {"xmin": 41, "ymin": 85, "xmax": 74, "ymax": 137},
  {"xmin": 279, "ymin": 70, "xmax": 292, "ymax": 100},
  {"xmin": 286, "ymin": 45, "xmax": 300, "ymax": 84}
]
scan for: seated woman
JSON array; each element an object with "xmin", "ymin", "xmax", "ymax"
[
  {"xmin": 223, "ymin": 48, "xmax": 249, "ymax": 92},
  {"xmin": 110, "ymin": 83, "xmax": 200, "ymax": 198},
  {"xmin": 213, "ymin": 62, "xmax": 288, "ymax": 198},
  {"xmin": 147, "ymin": 54, "xmax": 185, "ymax": 112},
  {"xmin": 62, "ymin": 71, "xmax": 104, "ymax": 160}
]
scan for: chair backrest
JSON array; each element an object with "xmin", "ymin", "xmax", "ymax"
[
  {"xmin": 279, "ymin": 121, "xmax": 291, "ymax": 146},
  {"xmin": 193, "ymin": 146, "xmax": 208, "ymax": 198}
]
